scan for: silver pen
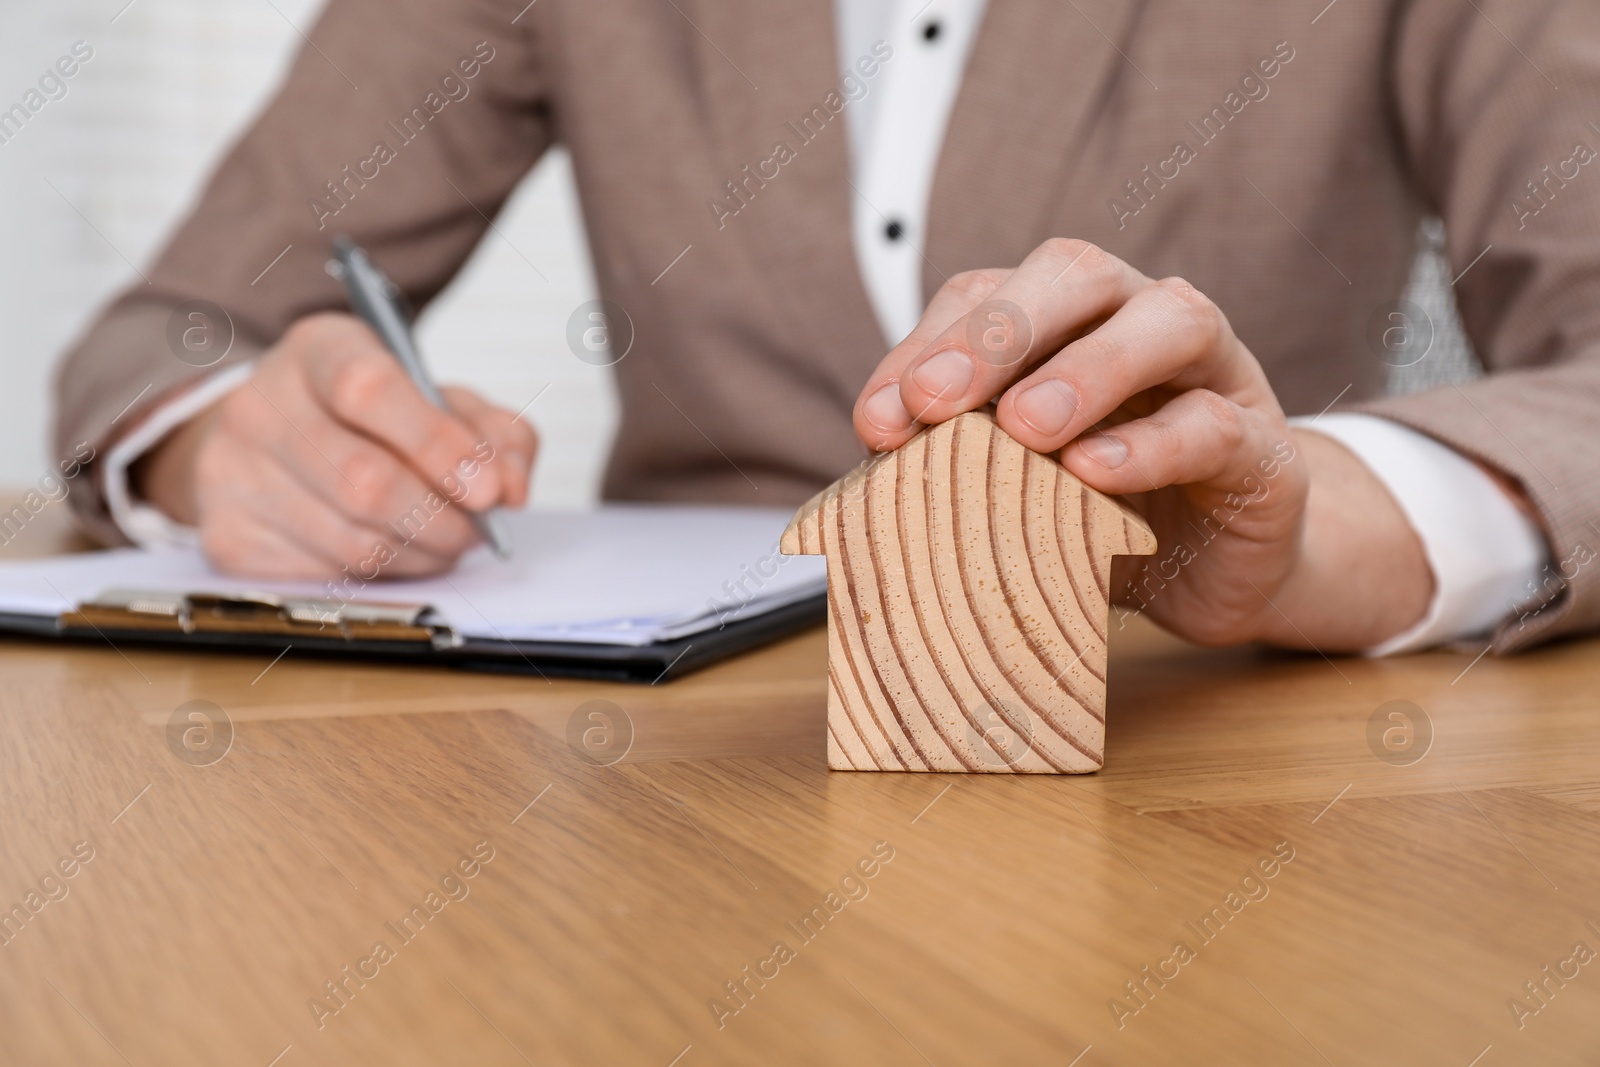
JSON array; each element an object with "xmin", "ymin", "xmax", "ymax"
[{"xmin": 327, "ymin": 236, "xmax": 513, "ymax": 560}]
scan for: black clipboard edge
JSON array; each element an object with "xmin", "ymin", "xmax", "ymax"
[
  {"xmin": 450, "ymin": 593, "xmax": 826, "ymax": 681},
  {"xmin": 0, "ymin": 594, "xmax": 825, "ymax": 684}
]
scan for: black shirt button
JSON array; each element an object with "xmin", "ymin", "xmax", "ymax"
[
  {"xmin": 923, "ymin": 20, "xmax": 942, "ymax": 42},
  {"xmin": 884, "ymin": 220, "xmax": 905, "ymax": 241}
]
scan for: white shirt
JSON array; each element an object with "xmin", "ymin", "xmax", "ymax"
[{"xmin": 106, "ymin": 0, "xmax": 1549, "ymax": 655}]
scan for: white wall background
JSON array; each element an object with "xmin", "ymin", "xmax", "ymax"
[{"xmin": 0, "ymin": 0, "xmax": 613, "ymax": 506}]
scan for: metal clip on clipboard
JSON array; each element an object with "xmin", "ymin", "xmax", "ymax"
[{"xmin": 59, "ymin": 588, "xmax": 453, "ymax": 645}]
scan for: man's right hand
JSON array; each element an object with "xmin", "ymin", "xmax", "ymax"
[{"xmin": 135, "ymin": 313, "xmax": 538, "ymax": 580}]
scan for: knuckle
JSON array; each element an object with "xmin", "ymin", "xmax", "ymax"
[
  {"xmin": 1157, "ymin": 276, "xmax": 1222, "ymax": 340},
  {"xmin": 1194, "ymin": 390, "xmax": 1244, "ymax": 447},
  {"xmin": 338, "ymin": 450, "xmax": 398, "ymax": 515},
  {"xmin": 1043, "ymin": 238, "xmax": 1110, "ymax": 275},
  {"xmin": 1040, "ymin": 236, "xmax": 1086, "ymax": 260},
  {"xmin": 1156, "ymin": 275, "xmax": 1206, "ymax": 311},
  {"xmin": 945, "ymin": 269, "xmax": 1001, "ymax": 303},
  {"xmin": 327, "ymin": 354, "xmax": 393, "ymax": 416},
  {"xmin": 1074, "ymin": 328, "xmax": 1125, "ymax": 370},
  {"xmin": 1147, "ymin": 414, "xmax": 1186, "ymax": 458}
]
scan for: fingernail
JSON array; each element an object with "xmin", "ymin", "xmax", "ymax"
[
  {"xmin": 1079, "ymin": 433, "xmax": 1128, "ymax": 468},
  {"xmin": 1013, "ymin": 379, "xmax": 1079, "ymax": 437},
  {"xmin": 910, "ymin": 349, "xmax": 974, "ymax": 398},
  {"xmin": 862, "ymin": 382, "xmax": 913, "ymax": 435}
]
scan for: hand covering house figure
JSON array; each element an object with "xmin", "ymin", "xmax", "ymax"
[{"xmin": 781, "ymin": 411, "xmax": 1157, "ymax": 773}]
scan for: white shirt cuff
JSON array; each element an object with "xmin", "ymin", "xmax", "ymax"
[
  {"xmin": 103, "ymin": 363, "xmax": 256, "ymax": 549},
  {"xmin": 1292, "ymin": 413, "xmax": 1548, "ymax": 655}
]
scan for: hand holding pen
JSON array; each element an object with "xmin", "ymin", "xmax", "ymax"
[
  {"xmin": 130, "ymin": 241, "xmax": 537, "ymax": 580},
  {"xmin": 329, "ymin": 237, "xmax": 516, "ymax": 560}
]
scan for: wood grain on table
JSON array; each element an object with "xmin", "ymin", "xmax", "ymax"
[{"xmin": 1, "ymin": 503, "xmax": 1597, "ymax": 1065}]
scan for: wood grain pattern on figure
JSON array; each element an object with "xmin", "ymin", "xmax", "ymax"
[{"xmin": 781, "ymin": 410, "xmax": 1157, "ymax": 774}]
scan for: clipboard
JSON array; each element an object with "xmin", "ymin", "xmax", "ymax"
[
  {"xmin": 0, "ymin": 505, "xmax": 829, "ymax": 683},
  {"xmin": 0, "ymin": 585, "xmax": 824, "ymax": 683}
]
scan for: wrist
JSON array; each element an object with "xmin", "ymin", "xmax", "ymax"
[
  {"xmin": 1251, "ymin": 428, "xmax": 1434, "ymax": 652},
  {"xmin": 130, "ymin": 408, "xmax": 213, "ymax": 527}
]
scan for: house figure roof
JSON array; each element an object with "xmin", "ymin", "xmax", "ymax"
[{"xmin": 781, "ymin": 410, "xmax": 1157, "ymax": 773}]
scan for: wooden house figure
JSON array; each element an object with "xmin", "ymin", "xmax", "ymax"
[{"xmin": 780, "ymin": 411, "xmax": 1157, "ymax": 773}]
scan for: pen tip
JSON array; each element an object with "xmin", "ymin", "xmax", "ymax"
[{"xmin": 481, "ymin": 513, "xmax": 513, "ymax": 561}]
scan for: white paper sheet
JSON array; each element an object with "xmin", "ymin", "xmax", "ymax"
[{"xmin": 0, "ymin": 505, "xmax": 826, "ymax": 647}]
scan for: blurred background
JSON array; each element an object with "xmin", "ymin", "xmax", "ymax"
[
  {"xmin": 0, "ymin": 0, "xmax": 612, "ymax": 507},
  {"xmin": 0, "ymin": 2, "xmax": 1475, "ymax": 513}
]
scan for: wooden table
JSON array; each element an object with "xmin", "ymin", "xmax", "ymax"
[{"xmin": 2, "ymin": 506, "xmax": 1598, "ymax": 1065}]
